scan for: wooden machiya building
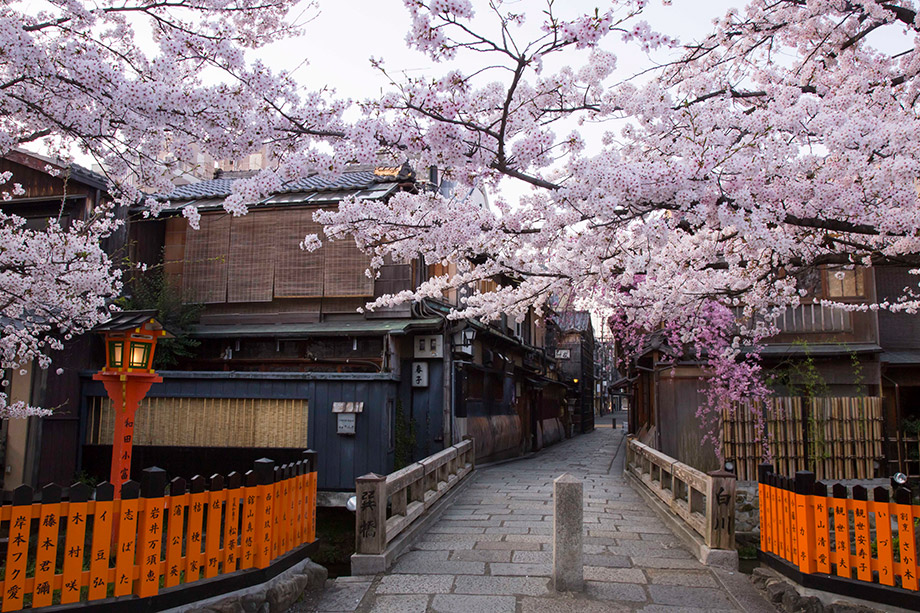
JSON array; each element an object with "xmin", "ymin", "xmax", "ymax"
[
  {"xmin": 622, "ymin": 266, "xmax": 920, "ymax": 481},
  {"xmin": 79, "ymin": 165, "xmax": 562, "ymax": 493},
  {"xmin": 0, "ymin": 150, "xmax": 123, "ymax": 490}
]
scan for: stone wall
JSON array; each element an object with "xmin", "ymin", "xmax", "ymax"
[
  {"xmin": 735, "ymin": 481, "xmax": 760, "ymax": 535},
  {"xmin": 172, "ymin": 559, "xmax": 327, "ymax": 613}
]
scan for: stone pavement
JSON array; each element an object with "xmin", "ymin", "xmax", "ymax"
[{"xmin": 293, "ymin": 413, "xmax": 776, "ymax": 613}]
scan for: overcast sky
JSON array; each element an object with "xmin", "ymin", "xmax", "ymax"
[
  {"xmin": 261, "ymin": 0, "xmax": 741, "ymax": 102},
  {"xmin": 246, "ymin": 0, "xmax": 742, "ymax": 212}
]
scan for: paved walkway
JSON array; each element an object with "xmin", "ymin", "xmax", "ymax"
[{"xmin": 295, "ymin": 414, "xmax": 775, "ymax": 613}]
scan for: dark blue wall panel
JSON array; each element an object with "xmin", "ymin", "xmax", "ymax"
[{"xmin": 81, "ymin": 371, "xmax": 398, "ymax": 491}]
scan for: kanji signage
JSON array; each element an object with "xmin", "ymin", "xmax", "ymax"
[{"xmin": 411, "ymin": 361, "xmax": 429, "ymax": 387}]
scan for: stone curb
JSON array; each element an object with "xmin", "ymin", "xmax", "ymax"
[
  {"xmin": 163, "ymin": 559, "xmax": 328, "ymax": 613},
  {"xmin": 749, "ymin": 566, "xmax": 906, "ymax": 613}
]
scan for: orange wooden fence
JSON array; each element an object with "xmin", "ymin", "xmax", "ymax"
[
  {"xmin": 0, "ymin": 452, "xmax": 317, "ymax": 611},
  {"xmin": 759, "ymin": 464, "xmax": 919, "ymax": 597}
]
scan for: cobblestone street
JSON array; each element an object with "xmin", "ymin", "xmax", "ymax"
[{"xmin": 295, "ymin": 414, "xmax": 775, "ymax": 612}]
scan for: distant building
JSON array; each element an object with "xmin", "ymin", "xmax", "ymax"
[{"xmin": 547, "ymin": 311, "xmax": 595, "ymax": 435}]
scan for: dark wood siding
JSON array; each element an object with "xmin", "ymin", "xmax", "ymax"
[{"xmin": 656, "ymin": 371, "xmax": 719, "ymax": 472}]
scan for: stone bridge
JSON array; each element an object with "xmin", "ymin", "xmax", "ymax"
[{"xmin": 294, "ymin": 414, "xmax": 774, "ymax": 613}]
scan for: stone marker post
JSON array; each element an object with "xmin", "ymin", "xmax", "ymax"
[
  {"xmin": 355, "ymin": 473, "xmax": 387, "ymax": 555},
  {"xmin": 705, "ymin": 467, "xmax": 737, "ymax": 550},
  {"xmin": 553, "ymin": 473, "xmax": 583, "ymax": 592}
]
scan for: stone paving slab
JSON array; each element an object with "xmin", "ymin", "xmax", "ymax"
[{"xmin": 291, "ymin": 412, "xmax": 776, "ymax": 612}]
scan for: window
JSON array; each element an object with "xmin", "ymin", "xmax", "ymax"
[{"xmin": 825, "ymin": 268, "xmax": 865, "ymax": 299}]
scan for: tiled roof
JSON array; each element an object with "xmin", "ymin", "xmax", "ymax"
[
  {"xmin": 164, "ymin": 170, "xmax": 387, "ymax": 201},
  {"xmin": 9, "ymin": 148, "xmax": 108, "ymax": 191},
  {"xmin": 92, "ymin": 310, "xmax": 169, "ymax": 332},
  {"xmin": 67, "ymin": 163, "xmax": 108, "ymax": 191}
]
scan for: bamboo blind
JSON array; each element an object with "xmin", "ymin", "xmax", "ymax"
[
  {"xmin": 273, "ymin": 208, "xmax": 325, "ymax": 298},
  {"xmin": 722, "ymin": 396, "xmax": 884, "ymax": 481},
  {"xmin": 87, "ymin": 396, "xmax": 308, "ymax": 448},
  {"xmin": 323, "ymin": 237, "xmax": 374, "ymax": 297},
  {"xmin": 227, "ymin": 211, "xmax": 275, "ymax": 303},
  {"xmin": 183, "ymin": 214, "xmax": 231, "ymax": 303},
  {"xmin": 176, "ymin": 207, "xmax": 374, "ymax": 302}
]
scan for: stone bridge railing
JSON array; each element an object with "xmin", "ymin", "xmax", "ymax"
[
  {"xmin": 625, "ymin": 436, "xmax": 737, "ymax": 567},
  {"xmin": 351, "ymin": 439, "xmax": 475, "ymax": 574}
]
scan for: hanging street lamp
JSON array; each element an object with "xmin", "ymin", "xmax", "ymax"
[{"xmin": 92, "ymin": 310, "xmax": 172, "ymax": 496}]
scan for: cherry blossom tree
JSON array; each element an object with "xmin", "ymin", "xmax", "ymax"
[
  {"xmin": 308, "ymin": 0, "xmax": 920, "ymax": 456},
  {"xmin": 7, "ymin": 0, "xmax": 920, "ymax": 446},
  {"xmin": 0, "ymin": 0, "xmax": 351, "ymax": 416}
]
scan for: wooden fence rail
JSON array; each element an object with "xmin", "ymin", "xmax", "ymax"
[
  {"xmin": 625, "ymin": 437, "xmax": 735, "ymax": 550},
  {"xmin": 0, "ymin": 452, "xmax": 317, "ymax": 611},
  {"xmin": 354, "ymin": 439, "xmax": 474, "ymax": 566},
  {"xmin": 758, "ymin": 464, "xmax": 920, "ymax": 609},
  {"xmin": 722, "ymin": 396, "xmax": 884, "ymax": 482}
]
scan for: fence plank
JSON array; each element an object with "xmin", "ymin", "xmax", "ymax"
[
  {"xmin": 781, "ymin": 477, "xmax": 793, "ymax": 563},
  {"xmin": 813, "ymin": 482, "xmax": 831, "ymax": 574},
  {"xmin": 279, "ymin": 465, "xmax": 290, "ymax": 556},
  {"xmin": 186, "ymin": 475, "xmax": 207, "ymax": 582},
  {"xmin": 896, "ymin": 488, "xmax": 919, "ymax": 591},
  {"xmin": 873, "ymin": 487, "xmax": 895, "ymax": 586},
  {"xmin": 205, "ymin": 475, "xmax": 225, "ymax": 579},
  {"xmin": 795, "ymin": 472, "xmax": 816, "ymax": 574},
  {"xmin": 165, "ymin": 477, "xmax": 186, "ymax": 588},
  {"xmin": 2, "ymin": 486, "xmax": 34, "ymax": 612},
  {"xmin": 224, "ymin": 472, "xmax": 242, "ymax": 573},
  {"xmin": 832, "ymin": 484, "xmax": 851, "ymax": 579},
  {"xmin": 241, "ymin": 470, "xmax": 257, "ymax": 569},
  {"xmin": 307, "ymin": 468, "xmax": 317, "ymax": 543},
  {"xmin": 114, "ymin": 481, "xmax": 140, "ymax": 597},
  {"xmin": 254, "ymin": 458, "xmax": 275, "ymax": 568},
  {"xmin": 758, "ymin": 465, "xmax": 771, "ymax": 554},
  {"xmin": 89, "ymin": 482, "xmax": 116, "ymax": 600},
  {"xmin": 851, "ymin": 486, "xmax": 872, "ymax": 582},
  {"xmin": 294, "ymin": 462, "xmax": 305, "ymax": 547},
  {"xmin": 268, "ymin": 466, "xmax": 283, "ymax": 560},
  {"xmin": 137, "ymin": 468, "xmax": 167, "ymax": 598},
  {"xmin": 32, "ymin": 484, "xmax": 62, "ymax": 608},
  {"xmin": 61, "ymin": 483, "xmax": 91, "ymax": 604}
]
